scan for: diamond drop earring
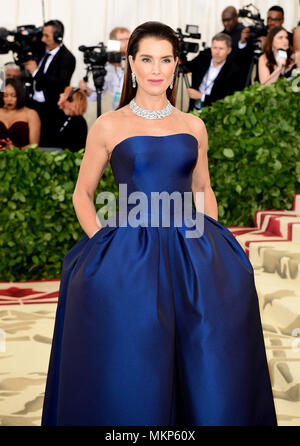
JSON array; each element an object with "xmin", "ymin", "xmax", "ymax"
[
  {"xmin": 131, "ymin": 72, "xmax": 136, "ymax": 88},
  {"xmin": 169, "ymin": 72, "xmax": 175, "ymax": 89}
]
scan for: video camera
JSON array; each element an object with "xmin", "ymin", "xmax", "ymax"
[
  {"xmin": 174, "ymin": 26, "xmax": 201, "ymax": 110},
  {"xmin": 79, "ymin": 42, "xmax": 122, "ymax": 92},
  {"xmin": 79, "ymin": 42, "xmax": 122, "ymax": 67},
  {"xmin": 175, "ymin": 25, "xmax": 201, "ymax": 64},
  {"xmin": 79, "ymin": 41, "xmax": 123, "ymax": 117},
  {"xmin": 238, "ymin": 4, "xmax": 269, "ymax": 87},
  {"xmin": 0, "ymin": 25, "xmax": 44, "ymax": 66},
  {"xmin": 238, "ymin": 4, "xmax": 268, "ymax": 45}
]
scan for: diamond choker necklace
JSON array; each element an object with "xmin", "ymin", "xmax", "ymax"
[{"xmin": 129, "ymin": 98, "xmax": 173, "ymax": 119}]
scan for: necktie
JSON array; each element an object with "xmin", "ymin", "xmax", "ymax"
[
  {"xmin": 33, "ymin": 52, "xmax": 51, "ymax": 91},
  {"xmin": 38, "ymin": 52, "xmax": 50, "ymax": 74}
]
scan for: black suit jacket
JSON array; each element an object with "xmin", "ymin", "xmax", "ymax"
[
  {"xmin": 56, "ymin": 114, "xmax": 88, "ymax": 151},
  {"xmin": 222, "ymin": 23, "xmax": 259, "ymax": 87},
  {"xmin": 222, "ymin": 22, "xmax": 245, "ymax": 51},
  {"xmin": 187, "ymin": 51, "xmax": 242, "ymax": 110},
  {"xmin": 34, "ymin": 44, "xmax": 76, "ymax": 109}
]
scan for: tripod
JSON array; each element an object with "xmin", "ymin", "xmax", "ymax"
[
  {"xmin": 176, "ymin": 60, "xmax": 191, "ymax": 112},
  {"xmin": 245, "ymin": 51, "xmax": 261, "ymax": 87},
  {"xmin": 84, "ymin": 64, "xmax": 107, "ymax": 117}
]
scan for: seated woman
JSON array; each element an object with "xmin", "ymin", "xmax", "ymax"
[
  {"xmin": 0, "ymin": 78, "xmax": 41, "ymax": 150},
  {"xmin": 258, "ymin": 26, "xmax": 300, "ymax": 85},
  {"xmin": 56, "ymin": 86, "xmax": 88, "ymax": 152}
]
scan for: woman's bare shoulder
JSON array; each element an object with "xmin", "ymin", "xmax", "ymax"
[
  {"xmin": 24, "ymin": 107, "xmax": 40, "ymax": 120},
  {"xmin": 92, "ymin": 106, "xmax": 129, "ymax": 130},
  {"xmin": 176, "ymin": 108, "xmax": 206, "ymax": 138},
  {"xmin": 87, "ymin": 106, "xmax": 130, "ymax": 151},
  {"xmin": 259, "ymin": 53, "xmax": 267, "ymax": 63}
]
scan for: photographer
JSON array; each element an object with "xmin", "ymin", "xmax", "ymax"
[
  {"xmin": 221, "ymin": 6, "xmax": 245, "ymax": 50},
  {"xmin": 221, "ymin": 6, "xmax": 257, "ymax": 87},
  {"xmin": 24, "ymin": 20, "xmax": 76, "ymax": 147},
  {"xmin": 186, "ymin": 33, "xmax": 241, "ymax": 111},
  {"xmin": 79, "ymin": 26, "xmax": 130, "ymax": 111},
  {"xmin": 258, "ymin": 26, "xmax": 299, "ymax": 85},
  {"xmin": 239, "ymin": 6, "xmax": 293, "ymax": 53},
  {"xmin": 266, "ymin": 6, "xmax": 294, "ymax": 45}
]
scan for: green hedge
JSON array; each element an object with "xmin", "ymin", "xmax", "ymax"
[
  {"xmin": 0, "ymin": 76, "xmax": 299, "ymax": 280},
  {"xmin": 193, "ymin": 75, "xmax": 300, "ymax": 226},
  {"xmin": 0, "ymin": 148, "xmax": 117, "ymax": 281}
]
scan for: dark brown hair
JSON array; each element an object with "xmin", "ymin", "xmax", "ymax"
[
  {"xmin": 264, "ymin": 26, "xmax": 293, "ymax": 73},
  {"xmin": 4, "ymin": 78, "xmax": 26, "ymax": 109},
  {"xmin": 118, "ymin": 21, "xmax": 180, "ymax": 109}
]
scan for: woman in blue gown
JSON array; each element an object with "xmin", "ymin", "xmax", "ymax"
[{"xmin": 41, "ymin": 21, "xmax": 277, "ymax": 426}]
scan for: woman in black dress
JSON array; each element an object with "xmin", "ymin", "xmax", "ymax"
[
  {"xmin": 0, "ymin": 78, "xmax": 41, "ymax": 150},
  {"xmin": 258, "ymin": 26, "xmax": 300, "ymax": 85}
]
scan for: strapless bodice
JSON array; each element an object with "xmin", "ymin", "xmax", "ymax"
[
  {"xmin": 109, "ymin": 133, "xmax": 198, "ymax": 197},
  {"xmin": 0, "ymin": 121, "xmax": 29, "ymax": 148}
]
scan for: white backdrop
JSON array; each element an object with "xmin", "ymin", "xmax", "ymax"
[{"xmin": 1, "ymin": 0, "xmax": 300, "ymax": 122}]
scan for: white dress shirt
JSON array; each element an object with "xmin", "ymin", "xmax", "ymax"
[
  {"xmin": 32, "ymin": 44, "xmax": 62, "ymax": 102},
  {"xmin": 238, "ymin": 41, "xmax": 247, "ymax": 49},
  {"xmin": 88, "ymin": 62, "xmax": 124, "ymax": 110},
  {"xmin": 195, "ymin": 59, "xmax": 226, "ymax": 109}
]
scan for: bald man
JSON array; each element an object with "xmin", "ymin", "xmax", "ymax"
[
  {"xmin": 221, "ymin": 6, "xmax": 256, "ymax": 87},
  {"xmin": 221, "ymin": 6, "xmax": 245, "ymax": 50}
]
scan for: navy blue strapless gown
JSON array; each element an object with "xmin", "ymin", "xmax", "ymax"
[{"xmin": 41, "ymin": 133, "xmax": 277, "ymax": 426}]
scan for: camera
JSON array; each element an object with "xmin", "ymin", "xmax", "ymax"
[
  {"xmin": 238, "ymin": 4, "xmax": 269, "ymax": 87},
  {"xmin": 79, "ymin": 42, "xmax": 122, "ymax": 93},
  {"xmin": 79, "ymin": 42, "xmax": 122, "ymax": 68},
  {"xmin": 238, "ymin": 4, "xmax": 268, "ymax": 47},
  {"xmin": 174, "ymin": 26, "xmax": 201, "ymax": 109},
  {"xmin": 79, "ymin": 41, "xmax": 123, "ymax": 117},
  {"xmin": 175, "ymin": 25, "xmax": 201, "ymax": 64},
  {"xmin": 0, "ymin": 25, "xmax": 44, "ymax": 66}
]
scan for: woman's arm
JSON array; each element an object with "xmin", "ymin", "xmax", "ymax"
[
  {"xmin": 26, "ymin": 109, "xmax": 41, "ymax": 146},
  {"xmin": 72, "ymin": 112, "xmax": 112, "ymax": 238},
  {"xmin": 191, "ymin": 117, "xmax": 218, "ymax": 221},
  {"xmin": 293, "ymin": 26, "xmax": 300, "ymax": 53},
  {"xmin": 294, "ymin": 50, "xmax": 300, "ymax": 68},
  {"xmin": 258, "ymin": 54, "xmax": 283, "ymax": 85}
]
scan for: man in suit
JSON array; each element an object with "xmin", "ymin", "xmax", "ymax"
[
  {"xmin": 187, "ymin": 33, "xmax": 242, "ymax": 111},
  {"xmin": 24, "ymin": 20, "xmax": 76, "ymax": 147},
  {"xmin": 221, "ymin": 6, "xmax": 258, "ymax": 88},
  {"xmin": 238, "ymin": 5, "xmax": 293, "ymax": 48}
]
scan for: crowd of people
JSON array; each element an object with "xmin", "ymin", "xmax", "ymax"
[
  {"xmin": 0, "ymin": 5, "xmax": 299, "ymax": 150},
  {"xmin": 0, "ymin": 20, "xmax": 85, "ymax": 151},
  {"xmin": 187, "ymin": 5, "xmax": 300, "ymax": 110}
]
